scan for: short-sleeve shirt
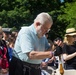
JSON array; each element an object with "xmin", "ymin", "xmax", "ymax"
[
  {"xmin": 62, "ymin": 44, "xmax": 76, "ymax": 67},
  {"xmin": 14, "ymin": 24, "xmax": 50, "ymax": 64}
]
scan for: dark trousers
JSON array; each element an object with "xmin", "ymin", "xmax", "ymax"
[{"xmin": 9, "ymin": 56, "xmax": 41, "ymax": 75}]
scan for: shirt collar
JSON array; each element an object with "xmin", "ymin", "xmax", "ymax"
[{"xmin": 30, "ymin": 24, "xmax": 37, "ymax": 35}]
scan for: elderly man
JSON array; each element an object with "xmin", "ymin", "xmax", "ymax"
[{"xmin": 9, "ymin": 12, "xmax": 62, "ymax": 75}]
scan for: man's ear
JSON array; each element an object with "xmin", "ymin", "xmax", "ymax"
[{"xmin": 36, "ymin": 22, "xmax": 41, "ymax": 26}]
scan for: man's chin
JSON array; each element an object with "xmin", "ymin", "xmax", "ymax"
[
  {"xmin": 40, "ymin": 34, "xmax": 45, "ymax": 38},
  {"xmin": 37, "ymin": 34, "xmax": 43, "ymax": 38}
]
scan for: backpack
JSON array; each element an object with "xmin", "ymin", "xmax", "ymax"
[{"xmin": 0, "ymin": 40, "xmax": 9, "ymax": 69}]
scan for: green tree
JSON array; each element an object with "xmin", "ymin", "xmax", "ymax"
[
  {"xmin": 0, "ymin": 0, "xmax": 76, "ymax": 40},
  {"xmin": 58, "ymin": 2, "xmax": 76, "ymax": 29},
  {"xmin": 48, "ymin": 1, "xmax": 76, "ymax": 40}
]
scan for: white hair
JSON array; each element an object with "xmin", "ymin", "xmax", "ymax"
[{"xmin": 34, "ymin": 12, "xmax": 53, "ymax": 25}]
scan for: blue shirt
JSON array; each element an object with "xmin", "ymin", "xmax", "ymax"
[
  {"xmin": 14, "ymin": 24, "xmax": 50, "ymax": 64},
  {"xmin": 8, "ymin": 47, "xmax": 13, "ymax": 61}
]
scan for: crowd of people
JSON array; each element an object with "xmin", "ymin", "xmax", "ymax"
[
  {"xmin": 0, "ymin": 26, "xmax": 18, "ymax": 75},
  {"xmin": 0, "ymin": 12, "xmax": 76, "ymax": 75}
]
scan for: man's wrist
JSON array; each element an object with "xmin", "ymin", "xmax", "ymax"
[{"xmin": 50, "ymin": 51, "xmax": 54, "ymax": 56}]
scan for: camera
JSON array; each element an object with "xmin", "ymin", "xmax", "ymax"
[
  {"xmin": 54, "ymin": 46, "xmax": 63, "ymax": 56},
  {"xmin": 53, "ymin": 37, "xmax": 63, "ymax": 47},
  {"xmin": 53, "ymin": 37, "xmax": 63, "ymax": 56}
]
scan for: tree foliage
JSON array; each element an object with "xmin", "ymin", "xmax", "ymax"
[
  {"xmin": 0, "ymin": 0, "xmax": 76, "ymax": 40},
  {"xmin": 48, "ymin": 1, "xmax": 76, "ymax": 40},
  {"xmin": 58, "ymin": 2, "xmax": 76, "ymax": 28}
]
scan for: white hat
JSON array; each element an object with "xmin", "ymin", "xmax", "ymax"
[{"xmin": 65, "ymin": 28, "xmax": 76, "ymax": 36}]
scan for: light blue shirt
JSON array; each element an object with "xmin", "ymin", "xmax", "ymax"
[{"xmin": 14, "ymin": 24, "xmax": 50, "ymax": 64}]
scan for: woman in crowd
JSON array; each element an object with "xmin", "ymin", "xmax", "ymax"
[{"xmin": 62, "ymin": 28, "xmax": 76, "ymax": 70}]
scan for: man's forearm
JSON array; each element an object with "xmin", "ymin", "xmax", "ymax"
[{"xmin": 29, "ymin": 51, "xmax": 53, "ymax": 59}]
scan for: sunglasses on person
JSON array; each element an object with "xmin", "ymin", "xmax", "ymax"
[
  {"xmin": 72, "ymin": 35, "xmax": 76, "ymax": 38},
  {"xmin": 66, "ymin": 35, "xmax": 76, "ymax": 38}
]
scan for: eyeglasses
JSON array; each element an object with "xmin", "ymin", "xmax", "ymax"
[
  {"xmin": 72, "ymin": 35, "xmax": 76, "ymax": 38},
  {"xmin": 43, "ymin": 26, "xmax": 51, "ymax": 32},
  {"xmin": 67, "ymin": 35, "xmax": 76, "ymax": 38}
]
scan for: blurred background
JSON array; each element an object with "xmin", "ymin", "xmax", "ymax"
[{"xmin": 0, "ymin": 0, "xmax": 76, "ymax": 40}]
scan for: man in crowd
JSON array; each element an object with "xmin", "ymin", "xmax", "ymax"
[{"xmin": 9, "ymin": 12, "xmax": 62, "ymax": 75}]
